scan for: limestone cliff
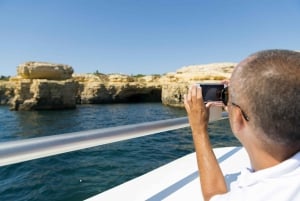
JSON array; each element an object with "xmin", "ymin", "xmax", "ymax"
[
  {"xmin": 74, "ymin": 74, "xmax": 162, "ymax": 104},
  {"xmin": 18, "ymin": 61, "xmax": 73, "ymax": 80},
  {"xmin": 74, "ymin": 62, "xmax": 235, "ymax": 107},
  {"xmin": 0, "ymin": 81, "xmax": 15, "ymax": 105},
  {"xmin": 9, "ymin": 62, "xmax": 77, "ymax": 110},
  {"xmin": 9, "ymin": 78, "xmax": 77, "ymax": 110},
  {"xmin": 1, "ymin": 61, "xmax": 236, "ymax": 110},
  {"xmin": 161, "ymin": 63, "xmax": 236, "ymax": 107}
]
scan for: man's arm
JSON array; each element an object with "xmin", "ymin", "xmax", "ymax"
[{"xmin": 184, "ymin": 85, "xmax": 227, "ymax": 201}]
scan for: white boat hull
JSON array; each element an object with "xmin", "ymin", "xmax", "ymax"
[{"xmin": 86, "ymin": 146, "xmax": 250, "ymax": 201}]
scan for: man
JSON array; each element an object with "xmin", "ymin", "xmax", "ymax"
[{"xmin": 184, "ymin": 49, "xmax": 300, "ymax": 201}]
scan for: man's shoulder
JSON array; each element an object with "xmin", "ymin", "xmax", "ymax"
[{"xmin": 210, "ymin": 151, "xmax": 300, "ymax": 201}]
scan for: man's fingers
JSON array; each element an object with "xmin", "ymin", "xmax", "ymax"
[
  {"xmin": 184, "ymin": 84, "xmax": 205, "ymax": 111},
  {"xmin": 191, "ymin": 85, "xmax": 197, "ymax": 103},
  {"xmin": 183, "ymin": 94, "xmax": 190, "ymax": 112},
  {"xmin": 196, "ymin": 85, "xmax": 202, "ymax": 101}
]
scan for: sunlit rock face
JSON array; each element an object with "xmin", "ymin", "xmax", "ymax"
[
  {"xmin": 3, "ymin": 61, "xmax": 236, "ymax": 110},
  {"xmin": 9, "ymin": 62, "xmax": 77, "ymax": 110},
  {"xmin": 0, "ymin": 81, "xmax": 15, "ymax": 105},
  {"xmin": 161, "ymin": 63, "xmax": 236, "ymax": 107},
  {"xmin": 74, "ymin": 63, "xmax": 235, "ymax": 107},
  {"xmin": 74, "ymin": 74, "xmax": 162, "ymax": 104},
  {"xmin": 10, "ymin": 79, "xmax": 77, "ymax": 111},
  {"xmin": 17, "ymin": 61, "xmax": 73, "ymax": 80}
]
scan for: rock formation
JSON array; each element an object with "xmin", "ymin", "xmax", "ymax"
[
  {"xmin": 72, "ymin": 63, "xmax": 235, "ymax": 107},
  {"xmin": 17, "ymin": 61, "xmax": 73, "ymax": 80},
  {"xmin": 10, "ymin": 79, "xmax": 77, "ymax": 110},
  {"xmin": 74, "ymin": 74, "xmax": 162, "ymax": 104},
  {"xmin": 161, "ymin": 63, "xmax": 235, "ymax": 107},
  {"xmin": 1, "ymin": 61, "xmax": 236, "ymax": 110},
  {"xmin": 9, "ymin": 62, "xmax": 77, "ymax": 110},
  {"xmin": 0, "ymin": 81, "xmax": 15, "ymax": 105}
]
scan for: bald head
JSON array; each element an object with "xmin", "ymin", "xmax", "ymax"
[{"xmin": 230, "ymin": 50, "xmax": 300, "ymax": 148}]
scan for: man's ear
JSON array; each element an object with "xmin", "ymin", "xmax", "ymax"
[{"xmin": 231, "ymin": 107, "xmax": 246, "ymax": 133}]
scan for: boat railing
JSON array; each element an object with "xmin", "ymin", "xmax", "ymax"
[{"xmin": 0, "ymin": 110, "xmax": 228, "ymax": 167}]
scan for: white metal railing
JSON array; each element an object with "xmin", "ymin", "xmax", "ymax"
[{"xmin": 0, "ymin": 109, "xmax": 227, "ymax": 167}]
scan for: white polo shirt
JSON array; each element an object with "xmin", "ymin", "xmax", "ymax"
[{"xmin": 211, "ymin": 151, "xmax": 300, "ymax": 201}]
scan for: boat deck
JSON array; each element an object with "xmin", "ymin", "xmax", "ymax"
[{"xmin": 86, "ymin": 146, "xmax": 250, "ymax": 201}]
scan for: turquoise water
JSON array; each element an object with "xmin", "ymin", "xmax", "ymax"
[{"xmin": 0, "ymin": 103, "xmax": 240, "ymax": 201}]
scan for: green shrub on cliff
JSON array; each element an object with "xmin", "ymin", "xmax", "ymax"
[
  {"xmin": 132, "ymin": 74, "xmax": 161, "ymax": 78},
  {"xmin": 0, "ymin": 75, "xmax": 10, "ymax": 81},
  {"xmin": 93, "ymin": 70, "xmax": 105, "ymax": 76},
  {"xmin": 132, "ymin": 74, "xmax": 145, "ymax": 78}
]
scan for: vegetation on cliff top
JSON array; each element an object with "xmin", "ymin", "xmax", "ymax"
[{"xmin": 0, "ymin": 75, "xmax": 10, "ymax": 81}]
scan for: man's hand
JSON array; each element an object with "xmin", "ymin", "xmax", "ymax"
[{"xmin": 184, "ymin": 84, "xmax": 209, "ymax": 133}]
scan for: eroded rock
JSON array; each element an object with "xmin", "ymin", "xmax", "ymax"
[
  {"xmin": 161, "ymin": 63, "xmax": 236, "ymax": 107},
  {"xmin": 10, "ymin": 79, "xmax": 77, "ymax": 110},
  {"xmin": 4, "ymin": 61, "xmax": 236, "ymax": 110},
  {"xmin": 17, "ymin": 61, "xmax": 73, "ymax": 80},
  {"xmin": 74, "ymin": 74, "xmax": 162, "ymax": 104}
]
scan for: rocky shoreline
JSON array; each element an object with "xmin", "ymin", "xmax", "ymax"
[{"xmin": 0, "ymin": 61, "xmax": 235, "ymax": 110}]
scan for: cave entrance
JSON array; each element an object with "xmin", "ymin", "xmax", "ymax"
[{"xmin": 126, "ymin": 89, "xmax": 161, "ymax": 103}]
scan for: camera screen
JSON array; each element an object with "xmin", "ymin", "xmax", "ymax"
[{"xmin": 200, "ymin": 84, "xmax": 224, "ymax": 102}]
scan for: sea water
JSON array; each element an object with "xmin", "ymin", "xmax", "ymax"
[{"xmin": 0, "ymin": 103, "xmax": 240, "ymax": 201}]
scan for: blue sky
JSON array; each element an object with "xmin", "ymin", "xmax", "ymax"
[{"xmin": 0, "ymin": 0, "xmax": 299, "ymax": 76}]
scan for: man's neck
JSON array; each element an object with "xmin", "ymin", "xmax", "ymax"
[{"xmin": 248, "ymin": 143, "xmax": 297, "ymax": 171}]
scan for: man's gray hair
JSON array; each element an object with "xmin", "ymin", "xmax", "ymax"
[{"xmin": 231, "ymin": 49, "xmax": 300, "ymax": 148}]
